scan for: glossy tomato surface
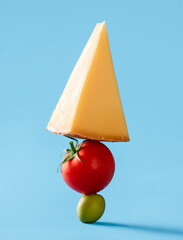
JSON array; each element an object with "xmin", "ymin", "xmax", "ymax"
[{"xmin": 61, "ymin": 140, "xmax": 115, "ymax": 194}]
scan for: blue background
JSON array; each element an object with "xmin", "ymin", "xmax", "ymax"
[{"xmin": 0, "ymin": 1, "xmax": 183, "ymax": 239}]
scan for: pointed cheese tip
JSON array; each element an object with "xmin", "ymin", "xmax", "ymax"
[
  {"xmin": 96, "ymin": 21, "xmax": 106, "ymax": 27},
  {"xmin": 94, "ymin": 21, "xmax": 106, "ymax": 35},
  {"xmin": 101, "ymin": 20, "xmax": 106, "ymax": 24},
  {"xmin": 99, "ymin": 21, "xmax": 106, "ymax": 26}
]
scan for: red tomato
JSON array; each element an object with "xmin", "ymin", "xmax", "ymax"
[{"xmin": 61, "ymin": 140, "xmax": 115, "ymax": 195}]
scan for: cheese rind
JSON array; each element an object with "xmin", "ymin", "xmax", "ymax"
[{"xmin": 47, "ymin": 21, "xmax": 129, "ymax": 142}]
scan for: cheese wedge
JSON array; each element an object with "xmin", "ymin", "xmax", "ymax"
[{"xmin": 47, "ymin": 21, "xmax": 129, "ymax": 142}]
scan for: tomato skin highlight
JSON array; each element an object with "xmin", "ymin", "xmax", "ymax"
[{"xmin": 61, "ymin": 140, "xmax": 115, "ymax": 194}]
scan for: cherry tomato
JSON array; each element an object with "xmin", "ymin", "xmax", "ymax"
[{"xmin": 61, "ymin": 140, "xmax": 115, "ymax": 194}]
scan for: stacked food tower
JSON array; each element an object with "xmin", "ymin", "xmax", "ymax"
[{"xmin": 47, "ymin": 21, "xmax": 129, "ymax": 223}]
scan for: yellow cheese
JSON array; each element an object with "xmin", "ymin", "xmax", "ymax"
[{"xmin": 47, "ymin": 21, "xmax": 129, "ymax": 142}]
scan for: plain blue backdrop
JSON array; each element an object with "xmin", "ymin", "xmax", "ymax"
[{"xmin": 0, "ymin": 1, "xmax": 183, "ymax": 239}]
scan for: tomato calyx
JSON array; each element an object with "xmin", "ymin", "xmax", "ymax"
[{"xmin": 57, "ymin": 137, "xmax": 85, "ymax": 173}]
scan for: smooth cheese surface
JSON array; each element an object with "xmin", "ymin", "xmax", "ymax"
[
  {"xmin": 47, "ymin": 23, "xmax": 102, "ymax": 134},
  {"xmin": 47, "ymin": 21, "xmax": 129, "ymax": 142}
]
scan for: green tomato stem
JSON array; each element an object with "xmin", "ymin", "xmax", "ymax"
[{"xmin": 69, "ymin": 141, "xmax": 76, "ymax": 154}]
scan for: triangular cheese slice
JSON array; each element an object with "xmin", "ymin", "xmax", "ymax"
[{"xmin": 47, "ymin": 21, "xmax": 129, "ymax": 142}]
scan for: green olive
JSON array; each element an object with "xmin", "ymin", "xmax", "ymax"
[{"xmin": 77, "ymin": 194, "xmax": 105, "ymax": 223}]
